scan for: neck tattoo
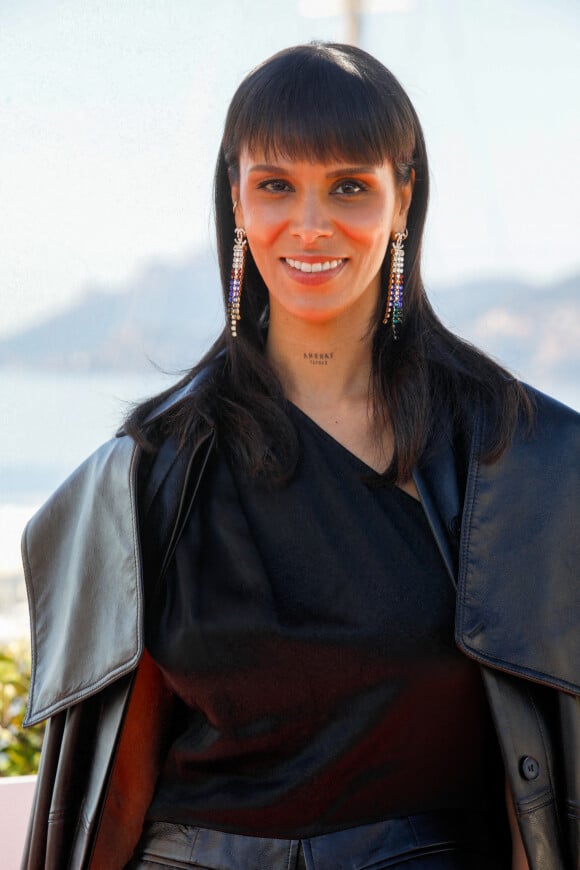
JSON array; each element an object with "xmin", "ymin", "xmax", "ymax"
[{"xmin": 303, "ymin": 351, "xmax": 334, "ymax": 367}]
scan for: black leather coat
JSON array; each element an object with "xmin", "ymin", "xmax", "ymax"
[{"xmin": 20, "ymin": 380, "xmax": 580, "ymax": 869}]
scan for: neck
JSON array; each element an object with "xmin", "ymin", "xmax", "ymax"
[{"xmin": 266, "ymin": 306, "xmax": 376, "ymax": 411}]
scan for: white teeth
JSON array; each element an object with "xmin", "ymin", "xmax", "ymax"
[{"xmin": 285, "ymin": 258, "xmax": 342, "ymax": 273}]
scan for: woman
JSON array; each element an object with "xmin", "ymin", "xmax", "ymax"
[{"xmin": 21, "ymin": 43, "xmax": 580, "ymax": 870}]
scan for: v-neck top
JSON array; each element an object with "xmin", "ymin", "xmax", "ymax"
[{"xmin": 145, "ymin": 405, "xmax": 503, "ymax": 837}]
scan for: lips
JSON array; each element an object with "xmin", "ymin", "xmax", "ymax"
[{"xmin": 284, "ymin": 257, "xmax": 344, "ymax": 273}]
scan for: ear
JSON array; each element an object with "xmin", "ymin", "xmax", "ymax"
[
  {"xmin": 395, "ymin": 168, "xmax": 415, "ymax": 233},
  {"xmin": 229, "ymin": 174, "xmax": 244, "ymax": 228}
]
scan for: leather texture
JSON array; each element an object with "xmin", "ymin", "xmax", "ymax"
[
  {"xmin": 128, "ymin": 812, "xmax": 505, "ymax": 869},
  {"xmin": 22, "ymin": 435, "xmax": 142, "ymax": 725},
  {"xmin": 20, "ymin": 378, "xmax": 580, "ymax": 869}
]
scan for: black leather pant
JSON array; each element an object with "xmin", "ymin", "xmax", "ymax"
[{"xmin": 127, "ymin": 811, "xmax": 509, "ymax": 869}]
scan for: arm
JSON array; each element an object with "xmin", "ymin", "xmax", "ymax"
[{"xmin": 505, "ymin": 775, "xmax": 530, "ymax": 870}]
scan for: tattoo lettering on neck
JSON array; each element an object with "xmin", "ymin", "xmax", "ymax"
[{"xmin": 303, "ymin": 352, "xmax": 334, "ymax": 367}]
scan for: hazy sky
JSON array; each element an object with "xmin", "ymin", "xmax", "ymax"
[{"xmin": 1, "ymin": 0, "xmax": 579, "ymax": 337}]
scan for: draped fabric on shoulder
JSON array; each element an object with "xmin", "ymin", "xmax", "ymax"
[
  {"xmin": 455, "ymin": 390, "xmax": 580, "ymax": 696},
  {"xmin": 22, "ymin": 435, "xmax": 143, "ymax": 726},
  {"xmin": 22, "ymin": 371, "xmax": 216, "ymax": 728}
]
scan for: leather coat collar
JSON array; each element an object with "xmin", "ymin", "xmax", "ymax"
[{"xmin": 416, "ymin": 388, "xmax": 580, "ymax": 696}]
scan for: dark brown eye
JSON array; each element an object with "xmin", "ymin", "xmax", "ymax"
[
  {"xmin": 258, "ymin": 179, "xmax": 292, "ymax": 193},
  {"xmin": 333, "ymin": 179, "xmax": 366, "ymax": 195}
]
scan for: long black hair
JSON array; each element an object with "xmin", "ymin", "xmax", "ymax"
[{"xmin": 126, "ymin": 42, "xmax": 532, "ymax": 482}]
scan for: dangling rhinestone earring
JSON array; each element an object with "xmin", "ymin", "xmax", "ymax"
[
  {"xmin": 228, "ymin": 226, "xmax": 247, "ymax": 338},
  {"xmin": 383, "ymin": 228, "xmax": 408, "ymax": 339}
]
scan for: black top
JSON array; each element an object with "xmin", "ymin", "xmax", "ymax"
[{"xmin": 145, "ymin": 405, "xmax": 503, "ymax": 837}]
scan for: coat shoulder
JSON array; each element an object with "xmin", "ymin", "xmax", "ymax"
[
  {"xmin": 23, "ymin": 371, "xmax": 215, "ymax": 727},
  {"xmin": 23, "ymin": 435, "xmax": 143, "ymax": 725},
  {"xmin": 457, "ymin": 383, "xmax": 580, "ymax": 694},
  {"xmin": 522, "ymin": 382, "xmax": 580, "ymax": 437}
]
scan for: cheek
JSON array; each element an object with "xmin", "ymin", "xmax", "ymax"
[
  {"xmin": 338, "ymin": 221, "xmax": 391, "ymax": 264},
  {"xmin": 336, "ymin": 202, "xmax": 392, "ymax": 249},
  {"xmin": 244, "ymin": 209, "xmax": 287, "ymax": 251}
]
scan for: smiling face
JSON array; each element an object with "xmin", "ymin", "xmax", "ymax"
[{"xmin": 231, "ymin": 149, "xmax": 413, "ymax": 327}]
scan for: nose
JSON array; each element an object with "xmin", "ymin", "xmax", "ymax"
[{"xmin": 290, "ymin": 191, "xmax": 332, "ymax": 244}]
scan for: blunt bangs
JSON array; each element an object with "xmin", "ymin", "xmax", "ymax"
[{"xmin": 222, "ymin": 44, "xmax": 416, "ymax": 182}]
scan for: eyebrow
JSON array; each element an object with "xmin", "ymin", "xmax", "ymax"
[{"xmin": 248, "ymin": 163, "xmax": 378, "ymax": 177}]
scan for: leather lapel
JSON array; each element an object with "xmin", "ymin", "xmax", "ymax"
[{"xmin": 455, "ymin": 394, "xmax": 580, "ymax": 695}]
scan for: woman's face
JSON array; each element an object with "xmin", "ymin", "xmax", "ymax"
[{"xmin": 231, "ymin": 148, "xmax": 413, "ymax": 326}]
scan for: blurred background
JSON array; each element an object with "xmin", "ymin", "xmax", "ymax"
[{"xmin": 1, "ymin": 0, "xmax": 579, "ymax": 642}]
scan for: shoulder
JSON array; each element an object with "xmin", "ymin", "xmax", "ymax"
[
  {"xmin": 22, "ymin": 378, "xmax": 218, "ymax": 726},
  {"xmin": 461, "ymin": 379, "xmax": 580, "ymax": 455},
  {"xmin": 522, "ymin": 381, "xmax": 580, "ymax": 425},
  {"xmin": 457, "ymin": 383, "xmax": 580, "ymax": 694},
  {"xmin": 23, "ymin": 434, "xmax": 142, "ymax": 725},
  {"xmin": 514, "ymin": 383, "xmax": 580, "ymax": 459},
  {"xmin": 25, "ymin": 434, "xmax": 139, "ymax": 545}
]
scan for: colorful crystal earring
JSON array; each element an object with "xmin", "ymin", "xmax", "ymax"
[
  {"xmin": 228, "ymin": 226, "xmax": 247, "ymax": 338},
  {"xmin": 382, "ymin": 228, "xmax": 408, "ymax": 339}
]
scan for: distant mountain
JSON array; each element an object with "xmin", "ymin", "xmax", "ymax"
[
  {"xmin": 0, "ymin": 252, "xmax": 578, "ymax": 406},
  {"xmin": 430, "ymin": 273, "xmax": 580, "ymax": 405},
  {"xmin": 0, "ymin": 249, "xmax": 224, "ymax": 374}
]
